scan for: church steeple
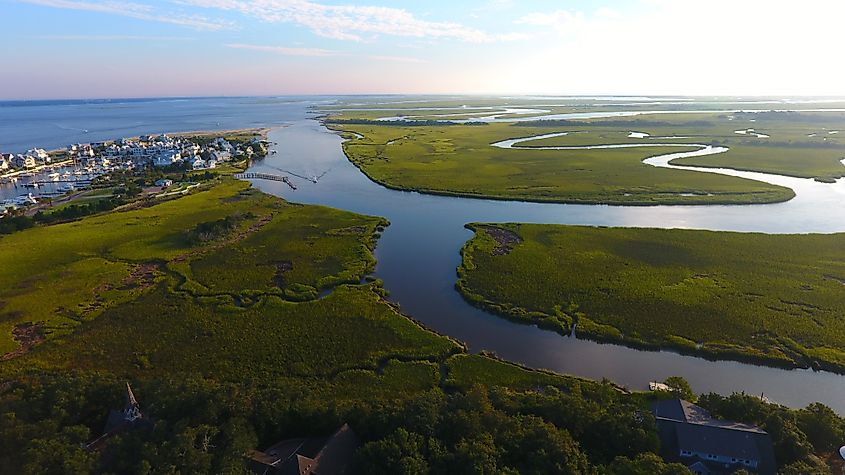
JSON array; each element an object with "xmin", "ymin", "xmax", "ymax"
[{"xmin": 123, "ymin": 382, "xmax": 142, "ymax": 422}]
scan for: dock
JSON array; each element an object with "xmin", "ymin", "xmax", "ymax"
[{"xmin": 234, "ymin": 172, "xmax": 297, "ymax": 190}]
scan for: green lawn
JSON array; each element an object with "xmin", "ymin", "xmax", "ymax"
[{"xmin": 457, "ymin": 223, "xmax": 845, "ymax": 371}]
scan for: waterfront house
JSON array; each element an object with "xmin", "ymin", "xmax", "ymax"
[
  {"xmin": 247, "ymin": 424, "xmax": 359, "ymax": 475},
  {"xmin": 13, "ymin": 154, "xmax": 35, "ymax": 169},
  {"xmin": 652, "ymin": 399, "xmax": 776, "ymax": 474},
  {"xmin": 26, "ymin": 148, "xmax": 50, "ymax": 163}
]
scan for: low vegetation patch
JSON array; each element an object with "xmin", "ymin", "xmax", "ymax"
[
  {"xmin": 330, "ymin": 121, "xmax": 794, "ymax": 205},
  {"xmin": 457, "ymin": 223, "xmax": 845, "ymax": 372}
]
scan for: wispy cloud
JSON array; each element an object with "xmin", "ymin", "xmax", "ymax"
[
  {"xmin": 365, "ymin": 55, "xmax": 427, "ymax": 64},
  {"xmin": 225, "ymin": 43, "xmax": 426, "ymax": 63},
  {"xmin": 20, "ymin": 0, "xmax": 233, "ymax": 30},
  {"xmin": 181, "ymin": 0, "xmax": 514, "ymax": 42},
  {"xmin": 518, "ymin": 9, "xmax": 586, "ymax": 31},
  {"xmin": 225, "ymin": 43, "xmax": 336, "ymax": 56},
  {"xmin": 30, "ymin": 34, "xmax": 195, "ymax": 41}
]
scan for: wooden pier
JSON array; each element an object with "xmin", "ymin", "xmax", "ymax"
[{"xmin": 234, "ymin": 172, "xmax": 297, "ymax": 190}]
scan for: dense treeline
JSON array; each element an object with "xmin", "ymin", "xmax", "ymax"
[
  {"xmin": 0, "ymin": 373, "xmax": 689, "ymax": 474},
  {"xmin": 697, "ymin": 392, "xmax": 842, "ymax": 473},
  {"xmin": 3, "ymin": 372, "xmax": 843, "ymax": 474}
]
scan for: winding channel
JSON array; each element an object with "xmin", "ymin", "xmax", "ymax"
[{"xmin": 246, "ymin": 116, "xmax": 845, "ymax": 413}]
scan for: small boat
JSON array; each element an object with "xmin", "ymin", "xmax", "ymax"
[
  {"xmin": 58, "ymin": 183, "xmax": 76, "ymax": 193},
  {"xmin": 22, "ymin": 182, "xmax": 39, "ymax": 188},
  {"xmin": 48, "ymin": 172, "xmax": 60, "ymax": 181},
  {"xmin": 14, "ymin": 193, "xmax": 37, "ymax": 205}
]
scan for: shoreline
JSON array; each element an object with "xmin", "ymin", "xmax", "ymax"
[
  {"xmin": 454, "ymin": 223, "xmax": 845, "ymax": 377},
  {"xmin": 0, "ymin": 159, "xmax": 75, "ymax": 181},
  {"xmin": 1, "ymin": 127, "xmax": 270, "ymax": 180}
]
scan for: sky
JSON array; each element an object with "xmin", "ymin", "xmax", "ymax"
[{"xmin": 2, "ymin": 0, "xmax": 845, "ymax": 99}]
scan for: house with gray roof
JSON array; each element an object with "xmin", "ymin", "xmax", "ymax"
[
  {"xmin": 248, "ymin": 423, "xmax": 359, "ymax": 475},
  {"xmin": 652, "ymin": 399, "xmax": 776, "ymax": 475}
]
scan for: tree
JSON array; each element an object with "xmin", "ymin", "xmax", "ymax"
[
  {"xmin": 604, "ymin": 452, "xmax": 690, "ymax": 475},
  {"xmin": 356, "ymin": 428, "xmax": 429, "ymax": 475},
  {"xmin": 797, "ymin": 402, "xmax": 845, "ymax": 452},
  {"xmin": 663, "ymin": 376, "xmax": 695, "ymax": 402}
]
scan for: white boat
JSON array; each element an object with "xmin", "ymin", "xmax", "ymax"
[
  {"xmin": 22, "ymin": 182, "xmax": 39, "ymax": 188},
  {"xmin": 48, "ymin": 172, "xmax": 60, "ymax": 181},
  {"xmin": 14, "ymin": 193, "xmax": 37, "ymax": 205},
  {"xmin": 58, "ymin": 183, "xmax": 76, "ymax": 193}
]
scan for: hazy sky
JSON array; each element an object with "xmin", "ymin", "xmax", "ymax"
[{"xmin": 3, "ymin": 0, "xmax": 845, "ymax": 99}]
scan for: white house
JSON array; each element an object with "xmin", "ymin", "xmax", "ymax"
[
  {"xmin": 190, "ymin": 157, "xmax": 207, "ymax": 169},
  {"xmin": 153, "ymin": 150, "xmax": 181, "ymax": 167},
  {"xmin": 26, "ymin": 148, "xmax": 49, "ymax": 162}
]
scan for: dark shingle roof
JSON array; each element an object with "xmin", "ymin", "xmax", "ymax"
[
  {"xmin": 652, "ymin": 399, "xmax": 777, "ymax": 475},
  {"xmin": 676, "ymin": 423, "xmax": 761, "ymax": 460},
  {"xmin": 248, "ymin": 424, "xmax": 360, "ymax": 475}
]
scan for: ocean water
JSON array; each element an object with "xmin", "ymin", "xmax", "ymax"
[{"xmin": 0, "ymin": 96, "xmax": 333, "ymax": 153}]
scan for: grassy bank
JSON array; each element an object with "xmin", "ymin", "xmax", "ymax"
[
  {"xmin": 328, "ymin": 122, "xmax": 794, "ymax": 205},
  {"xmin": 457, "ymin": 223, "xmax": 845, "ymax": 372}
]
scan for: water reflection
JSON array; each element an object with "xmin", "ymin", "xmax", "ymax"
[{"xmin": 247, "ymin": 119, "xmax": 845, "ymax": 412}]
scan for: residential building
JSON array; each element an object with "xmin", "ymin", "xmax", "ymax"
[
  {"xmin": 211, "ymin": 150, "xmax": 231, "ymax": 162},
  {"xmin": 652, "ymin": 399, "xmax": 776, "ymax": 475},
  {"xmin": 26, "ymin": 148, "xmax": 49, "ymax": 161},
  {"xmin": 190, "ymin": 157, "xmax": 207, "ymax": 169},
  {"xmin": 153, "ymin": 150, "xmax": 181, "ymax": 167},
  {"xmin": 247, "ymin": 424, "xmax": 359, "ymax": 475},
  {"xmin": 13, "ymin": 154, "xmax": 35, "ymax": 169}
]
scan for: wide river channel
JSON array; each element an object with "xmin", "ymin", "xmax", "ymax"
[
  {"xmin": 247, "ymin": 116, "xmax": 845, "ymax": 413},
  {"xmin": 4, "ymin": 97, "xmax": 843, "ymax": 412}
]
